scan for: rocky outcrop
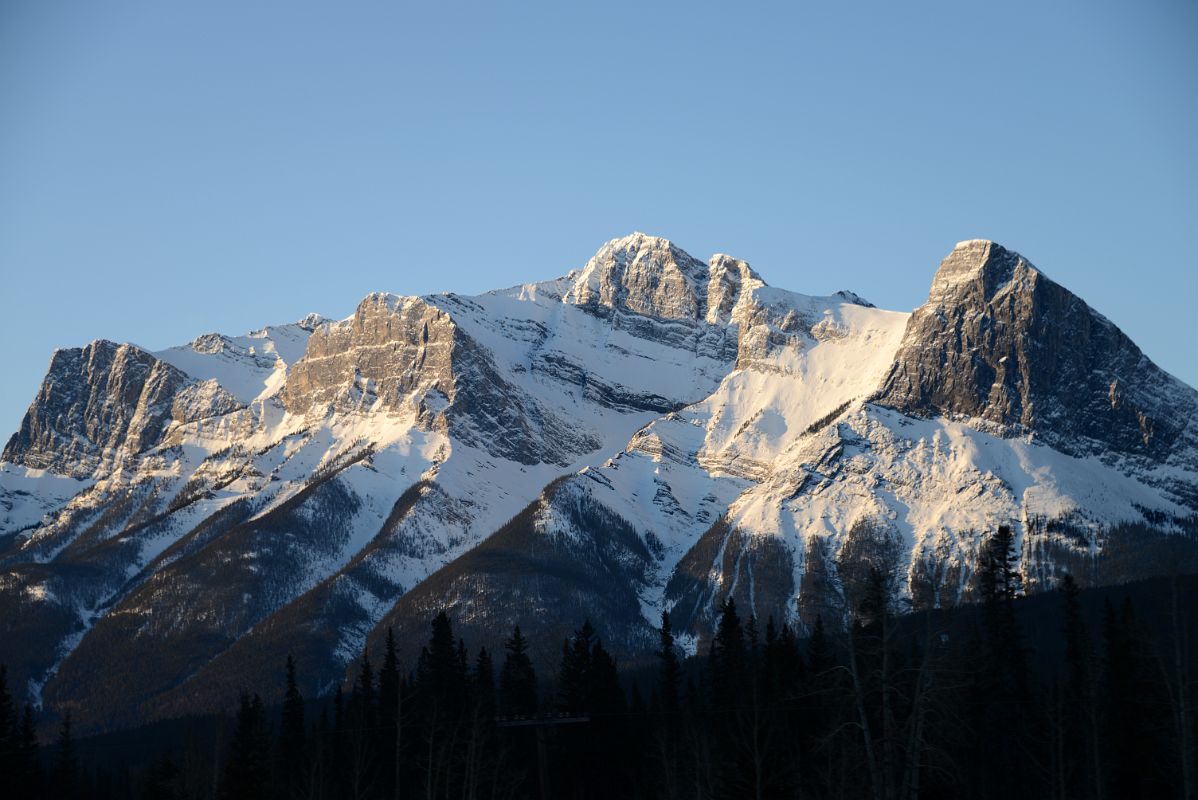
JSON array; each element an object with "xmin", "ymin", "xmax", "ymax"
[
  {"xmin": 564, "ymin": 233, "xmax": 714, "ymax": 320},
  {"xmin": 875, "ymin": 240, "xmax": 1198, "ymax": 463},
  {"xmin": 283, "ymin": 293, "xmax": 598, "ymax": 465},
  {"xmin": 2, "ymin": 341, "xmax": 240, "ymax": 477}
]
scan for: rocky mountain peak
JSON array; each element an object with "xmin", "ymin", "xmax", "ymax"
[
  {"xmin": 296, "ymin": 312, "xmax": 328, "ymax": 332},
  {"xmin": 563, "ymin": 233, "xmax": 768, "ymax": 324},
  {"xmin": 926, "ymin": 239, "xmax": 1040, "ymax": 306},
  {"xmin": 564, "ymin": 233, "xmax": 712, "ymax": 320},
  {"xmin": 2, "ymin": 340, "xmax": 211, "ymax": 476},
  {"xmin": 878, "ymin": 240, "xmax": 1197, "ymax": 464},
  {"xmin": 706, "ymin": 254, "xmax": 765, "ymax": 324}
]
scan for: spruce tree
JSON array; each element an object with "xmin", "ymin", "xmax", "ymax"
[
  {"xmin": 499, "ymin": 626, "xmax": 537, "ymax": 716},
  {"xmin": 143, "ymin": 752, "xmax": 180, "ymax": 800},
  {"xmin": 353, "ymin": 649, "xmax": 376, "ymax": 727},
  {"xmin": 220, "ymin": 692, "xmax": 270, "ymax": 800},
  {"xmin": 279, "ymin": 655, "xmax": 306, "ymax": 800},
  {"xmin": 347, "ymin": 650, "xmax": 377, "ymax": 800},
  {"xmin": 377, "ymin": 628, "xmax": 402, "ymax": 800},
  {"xmin": 710, "ymin": 597, "xmax": 747, "ymax": 710},
  {"xmin": 657, "ymin": 611, "xmax": 681, "ymax": 715},
  {"xmin": 53, "ymin": 709, "xmax": 80, "ymax": 800},
  {"xmin": 556, "ymin": 621, "xmax": 595, "ymax": 714},
  {"xmin": 0, "ymin": 666, "xmax": 15, "ymax": 778},
  {"xmin": 1059, "ymin": 574, "xmax": 1102, "ymax": 800},
  {"xmin": 587, "ymin": 639, "xmax": 624, "ymax": 715},
  {"xmin": 474, "ymin": 647, "xmax": 495, "ymax": 714},
  {"xmin": 970, "ymin": 525, "xmax": 1031, "ymax": 799},
  {"xmin": 15, "ymin": 703, "xmax": 40, "ymax": 798}
]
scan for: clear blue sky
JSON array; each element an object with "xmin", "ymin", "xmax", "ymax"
[{"xmin": 2, "ymin": 0, "xmax": 1195, "ymax": 438}]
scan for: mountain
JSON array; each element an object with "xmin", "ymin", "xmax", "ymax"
[{"xmin": 2, "ymin": 233, "xmax": 1195, "ymax": 732}]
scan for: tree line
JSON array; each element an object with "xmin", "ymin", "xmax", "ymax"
[{"xmin": 1, "ymin": 525, "xmax": 1195, "ymax": 799}]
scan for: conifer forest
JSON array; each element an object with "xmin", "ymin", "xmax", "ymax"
[{"xmin": 1, "ymin": 527, "xmax": 1195, "ymax": 800}]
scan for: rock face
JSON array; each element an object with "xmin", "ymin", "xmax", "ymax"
[
  {"xmin": 564, "ymin": 232, "xmax": 719, "ymax": 321},
  {"xmin": 1, "ymin": 233, "xmax": 1196, "ymax": 734},
  {"xmin": 876, "ymin": 240, "xmax": 1194, "ymax": 462},
  {"xmin": 2, "ymin": 341, "xmax": 240, "ymax": 476}
]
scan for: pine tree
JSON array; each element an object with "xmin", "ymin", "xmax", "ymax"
[
  {"xmin": 710, "ymin": 597, "xmax": 747, "ymax": 710},
  {"xmin": 220, "ymin": 692, "xmax": 270, "ymax": 800},
  {"xmin": 499, "ymin": 626, "xmax": 537, "ymax": 716},
  {"xmin": 0, "ymin": 666, "xmax": 15, "ymax": 778},
  {"xmin": 586, "ymin": 638, "xmax": 624, "ymax": 715},
  {"xmin": 15, "ymin": 703, "xmax": 40, "ymax": 798},
  {"xmin": 347, "ymin": 650, "xmax": 378, "ymax": 800},
  {"xmin": 312, "ymin": 705, "xmax": 333, "ymax": 799},
  {"xmin": 556, "ymin": 620, "xmax": 595, "ymax": 714},
  {"xmin": 474, "ymin": 647, "xmax": 495, "ymax": 715},
  {"xmin": 657, "ymin": 611, "xmax": 681, "ymax": 715},
  {"xmin": 377, "ymin": 628, "xmax": 403, "ymax": 800},
  {"xmin": 413, "ymin": 611, "xmax": 469, "ymax": 800},
  {"xmin": 279, "ymin": 655, "xmax": 306, "ymax": 800},
  {"xmin": 331, "ymin": 684, "xmax": 347, "ymax": 794},
  {"xmin": 353, "ymin": 649, "xmax": 376, "ymax": 726},
  {"xmin": 1059, "ymin": 574, "xmax": 1103, "ymax": 800},
  {"xmin": 463, "ymin": 646, "xmax": 497, "ymax": 800},
  {"xmin": 143, "ymin": 752, "xmax": 180, "ymax": 800},
  {"xmin": 970, "ymin": 525, "xmax": 1031, "ymax": 800},
  {"xmin": 54, "ymin": 710, "xmax": 80, "ymax": 800}
]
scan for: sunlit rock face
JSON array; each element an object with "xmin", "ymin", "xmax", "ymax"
[
  {"xmin": 877, "ymin": 240, "xmax": 1195, "ymax": 461},
  {"xmin": 2, "ymin": 340, "xmax": 241, "ymax": 477}
]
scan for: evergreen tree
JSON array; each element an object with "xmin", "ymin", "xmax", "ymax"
[
  {"xmin": 417, "ymin": 611, "xmax": 464, "ymax": 704},
  {"xmin": 377, "ymin": 627, "xmax": 403, "ymax": 800},
  {"xmin": 54, "ymin": 709, "xmax": 80, "ymax": 800},
  {"xmin": 710, "ymin": 597, "xmax": 747, "ymax": 710},
  {"xmin": 414, "ymin": 611, "xmax": 468, "ymax": 800},
  {"xmin": 807, "ymin": 615, "xmax": 834, "ymax": 677},
  {"xmin": 15, "ymin": 703, "xmax": 40, "ymax": 799},
  {"xmin": 499, "ymin": 626, "xmax": 538, "ymax": 716},
  {"xmin": 463, "ymin": 646, "xmax": 497, "ymax": 800},
  {"xmin": 312, "ymin": 705, "xmax": 333, "ymax": 799},
  {"xmin": 969, "ymin": 525, "xmax": 1032, "ymax": 800},
  {"xmin": 347, "ymin": 650, "xmax": 378, "ymax": 800},
  {"xmin": 586, "ymin": 638, "xmax": 625, "ymax": 715},
  {"xmin": 331, "ymin": 684, "xmax": 347, "ymax": 794},
  {"xmin": 279, "ymin": 655, "xmax": 306, "ymax": 800},
  {"xmin": 1058, "ymin": 574, "xmax": 1103, "ymax": 800},
  {"xmin": 0, "ymin": 665, "xmax": 15, "ymax": 779},
  {"xmin": 474, "ymin": 647, "xmax": 495, "ymax": 714},
  {"xmin": 143, "ymin": 752, "xmax": 180, "ymax": 800},
  {"xmin": 353, "ymin": 648, "xmax": 376, "ymax": 727},
  {"xmin": 556, "ymin": 620, "xmax": 595, "ymax": 713},
  {"xmin": 220, "ymin": 693, "xmax": 270, "ymax": 800},
  {"xmin": 657, "ymin": 611, "xmax": 681, "ymax": 715}
]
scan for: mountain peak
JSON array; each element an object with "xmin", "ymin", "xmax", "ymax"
[
  {"xmin": 563, "ymin": 233, "xmax": 772, "ymax": 324},
  {"xmin": 563, "ymin": 233, "xmax": 712, "ymax": 320},
  {"xmin": 928, "ymin": 239, "xmax": 1042, "ymax": 305}
]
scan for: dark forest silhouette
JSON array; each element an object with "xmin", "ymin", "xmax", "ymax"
[{"xmin": 1, "ymin": 527, "xmax": 1196, "ymax": 799}]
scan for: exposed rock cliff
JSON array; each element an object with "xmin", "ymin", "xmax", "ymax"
[
  {"xmin": 2, "ymin": 341, "xmax": 240, "ymax": 477},
  {"xmin": 876, "ymin": 240, "xmax": 1196, "ymax": 463}
]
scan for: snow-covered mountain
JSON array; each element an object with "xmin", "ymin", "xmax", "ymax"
[{"xmin": 2, "ymin": 233, "xmax": 1195, "ymax": 732}]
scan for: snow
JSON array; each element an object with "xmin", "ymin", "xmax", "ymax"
[
  {"xmin": 154, "ymin": 320, "xmax": 317, "ymax": 404},
  {"xmin": 0, "ymin": 464, "xmax": 93, "ymax": 537}
]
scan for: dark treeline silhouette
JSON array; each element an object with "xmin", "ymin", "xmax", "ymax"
[{"xmin": 2, "ymin": 527, "xmax": 1197, "ymax": 799}]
